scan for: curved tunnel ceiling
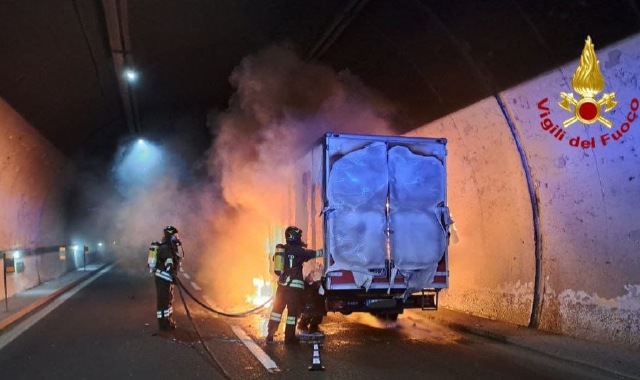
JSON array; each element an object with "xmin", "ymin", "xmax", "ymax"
[{"xmin": 0, "ymin": 0, "xmax": 639, "ymax": 161}]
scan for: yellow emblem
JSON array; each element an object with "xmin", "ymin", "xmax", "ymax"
[{"xmin": 558, "ymin": 36, "xmax": 617, "ymax": 128}]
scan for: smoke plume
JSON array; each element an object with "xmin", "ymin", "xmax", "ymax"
[
  {"xmin": 199, "ymin": 45, "xmax": 395, "ymax": 307},
  {"xmin": 89, "ymin": 45, "xmax": 397, "ymax": 309}
]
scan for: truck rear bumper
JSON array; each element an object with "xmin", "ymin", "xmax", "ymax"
[{"xmin": 325, "ymin": 289, "xmax": 439, "ymax": 314}]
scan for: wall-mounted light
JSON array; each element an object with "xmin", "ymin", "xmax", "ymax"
[{"xmin": 124, "ymin": 69, "xmax": 138, "ymax": 83}]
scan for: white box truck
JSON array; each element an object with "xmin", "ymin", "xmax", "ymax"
[{"xmin": 293, "ymin": 132, "xmax": 451, "ymax": 320}]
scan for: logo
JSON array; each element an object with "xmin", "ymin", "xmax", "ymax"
[
  {"xmin": 536, "ymin": 36, "xmax": 638, "ymax": 149},
  {"xmin": 558, "ymin": 36, "xmax": 617, "ymax": 128}
]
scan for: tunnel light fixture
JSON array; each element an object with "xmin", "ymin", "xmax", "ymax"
[
  {"xmin": 124, "ymin": 69, "xmax": 138, "ymax": 83},
  {"xmin": 98, "ymin": 242, "xmax": 103, "ymax": 247},
  {"xmin": 13, "ymin": 251, "xmax": 20, "ymax": 259},
  {"xmin": 138, "ymin": 139, "xmax": 145, "ymax": 145}
]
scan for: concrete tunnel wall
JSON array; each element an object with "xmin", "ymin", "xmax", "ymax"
[
  {"xmin": 0, "ymin": 96, "xmax": 72, "ymax": 301},
  {"xmin": 409, "ymin": 33, "xmax": 640, "ymax": 348}
]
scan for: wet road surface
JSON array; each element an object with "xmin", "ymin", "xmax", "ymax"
[{"xmin": 0, "ymin": 263, "xmax": 623, "ymax": 380}]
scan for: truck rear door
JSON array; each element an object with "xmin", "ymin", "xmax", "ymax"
[{"xmin": 324, "ymin": 134, "xmax": 449, "ymax": 293}]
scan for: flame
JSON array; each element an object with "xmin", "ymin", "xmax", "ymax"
[
  {"xmin": 246, "ymin": 277, "xmax": 274, "ymax": 306},
  {"xmin": 572, "ymin": 36, "xmax": 604, "ymax": 98}
]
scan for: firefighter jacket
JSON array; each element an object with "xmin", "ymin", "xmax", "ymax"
[
  {"xmin": 278, "ymin": 243, "xmax": 316, "ymax": 289},
  {"xmin": 155, "ymin": 242, "xmax": 178, "ymax": 282}
]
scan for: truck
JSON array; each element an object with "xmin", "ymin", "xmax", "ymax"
[{"xmin": 292, "ymin": 132, "xmax": 452, "ymax": 321}]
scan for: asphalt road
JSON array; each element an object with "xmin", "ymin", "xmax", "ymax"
[{"xmin": 0, "ymin": 263, "xmax": 623, "ymax": 380}]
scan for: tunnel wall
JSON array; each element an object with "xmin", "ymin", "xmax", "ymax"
[
  {"xmin": 0, "ymin": 97, "xmax": 72, "ymax": 301},
  {"xmin": 408, "ymin": 34, "xmax": 640, "ymax": 348},
  {"xmin": 407, "ymin": 98, "xmax": 536, "ymax": 326}
]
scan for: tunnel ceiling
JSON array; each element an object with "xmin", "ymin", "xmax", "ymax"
[{"xmin": 1, "ymin": 0, "xmax": 639, "ymax": 161}]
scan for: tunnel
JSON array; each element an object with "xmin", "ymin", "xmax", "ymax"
[{"xmin": 0, "ymin": 0, "xmax": 639, "ymax": 352}]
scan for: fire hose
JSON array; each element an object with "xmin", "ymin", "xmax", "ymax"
[
  {"xmin": 174, "ymin": 245, "xmax": 272, "ymax": 317},
  {"xmin": 158, "ymin": 245, "xmax": 273, "ymax": 378},
  {"xmin": 174, "ymin": 276, "xmax": 273, "ymax": 379},
  {"xmin": 176, "ymin": 277, "xmax": 273, "ymax": 317},
  {"xmin": 175, "ymin": 278, "xmax": 231, "ymax": 379}
]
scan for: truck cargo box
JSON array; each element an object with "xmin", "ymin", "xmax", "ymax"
[{"xmin": 294, "ymin": 132, "xmax": 451, "ymax": 316}]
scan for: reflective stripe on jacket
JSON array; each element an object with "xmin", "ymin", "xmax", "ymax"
[{"xmin": 155, "ymin": 269, "xmax": 173, "ymax": 282}]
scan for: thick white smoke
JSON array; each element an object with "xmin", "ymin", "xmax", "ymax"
[
  {"xmin": 199, "ymin": 45, "xmax": 395, "ymax": 307},
  {"xmin": 95, "ymin": 44, "xmax": 397, "ymax": 307}
]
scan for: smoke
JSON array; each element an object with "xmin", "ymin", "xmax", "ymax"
[
  {"xmin": 88, "ymin": 44, "xmax": 397, "ymax": 309},
  {"xmin": 83, "ymin": 114, "xmax": 220, "ymax": 274},
  {"xmin": 107, "ymin": 138, "xmax": 210, "ymax": 271},
  {"xmin": 198, "ymin": 45, "xmax": 396, "ymax": 307}
]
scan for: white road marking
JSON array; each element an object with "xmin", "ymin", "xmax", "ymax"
[
  {"xmin": 231, "ymin": 325, "xmax": 279, "ymax": 373},
  {"xmin": 0, "ymin": 264, "xmax": 116, "ymax": 351},
  {"xmin": 190, "ymin": 281, "xmax": 202, "ymax": 291},
  {"xmin": 182, "ymin": 273, "xmax": 191, "ymax": 280}
]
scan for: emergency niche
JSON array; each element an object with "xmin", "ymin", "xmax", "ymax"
[{"xmin": 273, "ymin": 244, "xmax": 285, "ymax": 276}]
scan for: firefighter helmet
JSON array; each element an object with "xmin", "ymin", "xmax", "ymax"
[
  {"xmin": 164, "ymin": 226, "xmax": 179, "ymax": 236},
  {"xmin": 285, "ymin": 226, "xmax": 303, "ymax": 244},
  {"xmin": 164, "ymin": 226, "xmax": 181, "ymax": 246}
]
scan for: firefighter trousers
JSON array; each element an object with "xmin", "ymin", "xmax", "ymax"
[
  {"xmin": 267, "ymin": 284, "xmax": 302, "ymax": 341},
  {"xmin": 155, "ymin": 277, "xmax": 175, "ymax": 329}
]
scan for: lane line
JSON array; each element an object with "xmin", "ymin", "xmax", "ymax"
[
  {"xmin": 231, "ymin": 325, "xmax": 279, "ymax": 373},
  {"xmin": 190, "ymin": 281, "xmax": 202, "ymax": 291},
  {"xmin": 0, "ymin": 263, "xmax": 116, "ymax": 351},
  {"xmin": 182, "ymin": 273, "xmax": 191, "ymax": 280}
]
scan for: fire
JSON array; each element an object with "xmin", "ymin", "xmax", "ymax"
[{"xmin": 246, "ymin": 277, "xmax": 274, "ymax": 306}]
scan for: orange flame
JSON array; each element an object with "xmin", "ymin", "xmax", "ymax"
[
  {"xmin": 246, "ymin": 277, "xmax": 274, "ymax": 306},
  {"xmin": 572, "ymin": 36, "xmax": 604, "ymax": 98}
]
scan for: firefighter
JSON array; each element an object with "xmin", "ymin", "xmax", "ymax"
[
  {"xmin": 154, "ymin": 225, "xmax": 182, "ymax": 331},
  {"xmin": 297, "ymin": 258, "xmax": 326, "ymax": 334},
  {"xmin": 266, "ymin": 226, "xmax": 317, "ymax": 345}
]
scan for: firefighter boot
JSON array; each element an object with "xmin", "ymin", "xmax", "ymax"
[
  {"xmin": 158, "ymin": 317, "xmax": 167, "ymax": 331},
  {"xmin": 266, "ymin": 320, "xmax": 279, "ymax": 343},
  {"xmin": 284, "ymin": 322, "xmax": 299, "ymax": 345},
  {"xmin": 158, "ymin": 317, "xmax": 176, "ymax": 331},
  {"xmin": 297, "ymin": 315, "xmax": 309, "ymax": 332}
]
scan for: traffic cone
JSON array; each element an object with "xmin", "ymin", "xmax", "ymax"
[{"xmin": 308, "ymin": 342, "xmax": 325, "ymax": 371}]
